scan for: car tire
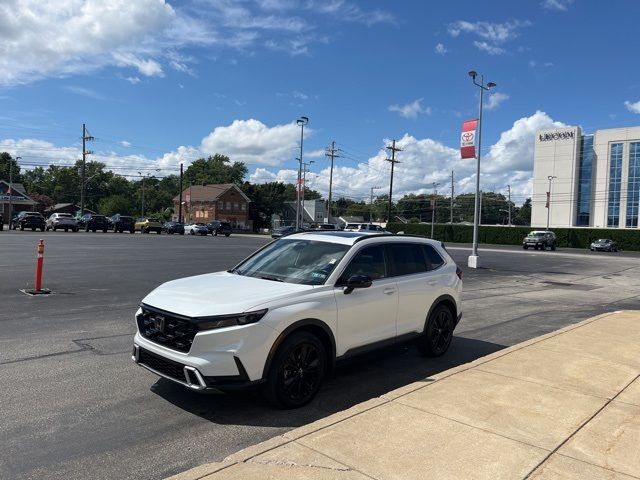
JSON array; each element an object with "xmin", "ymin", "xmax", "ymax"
[
  {"xmin": 20, "ymin": 225, "xmax": 24, "ymax": 230},
  {"xmin": 522, "ymin": 245, "xmax": 528, "ymax": 249},
  {"xmin": 53, "ymin": 226, "xmax": 57, "ymax": 231},
  {"xmin": 225, "ymin": 233, "xmax": 230, "ymax": 237},
  {"xmin": 533, "ymin": 245, "xmax": 538, "ymax": 250},
  {"xmin": 264, "ymin": 331, "xmax": 327, "ymax": 409},
  {"xmin": 213, "ymin": 231, "xmax": 218, "ymax": 236},
  {"xmin": 32, "ymin": 227, "xmax": 36, "ymax": 231},
  {"xmin": 64, "ymin": 228, "xmax": 68, "ymax": 232},
  {"xmin": 156, "ymin": 230, "xmax": 161, "ymax": 234},
  {"xmin": 551, "ymin": 244, "xmax": 556, "ymax": 251},
  {"xmin": 417, "ymin": 304, "xmax": 454, "ymax": 358},
  {"xmin": 85, "ymin": 225, "xmax": 90, "ymax": 232}
]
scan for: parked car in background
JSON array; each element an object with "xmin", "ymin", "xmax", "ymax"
[
  {"xmin": 133, "ymin": 231, "xmax": 463, "ymax": 408},
  {"xmin": 343, "ymin": 223, "xmax": 362, "ymax": 231},
  {"xmin": 522, "ymin": 230, "xmax": 557, "ymax": 251},
  {"xmin": 77, "ymin": 214, "xmax": 109, "ymax": 232},
  {"xmin": 206, "ymin": 220, "xmax": 232, "ymax": 237},
  {"xmin": 46, "ymin": 213, "xmax": 78, "ymax": 232},
  {"xmin": 109, "ymin": 214, "xmax": 136, "ymax": 233},
  {"xmin": 590, "ymin": 238, "xmax": 618, "ymax": 252},
  {"xmin": 163, "ymin": 221, "xmax": 185, "ymax": 235},
  {"xmin": 11, "ymin": 211, "xmax": 46, "ymax": 231},
  {"xmin": 135, "ymin": 217, "xmax": 163, "ymax": 234},
  {"xmin": 271, "ymin": 225, "xmax": 308, "ymax": 239},
  {"xmin": 185, "ymin": 222, "xmax": 209, "ymax": 235},
  {"xmin": 0, "ymin": 212, "xmax": 3, "ymax": 230},
  {"xmin": 310, "ymin": 223, "xmax": 338, "ymax": 231},
  {"xmin": 357, "ymin": 224, "xmax": 388, "ymax": 233}
]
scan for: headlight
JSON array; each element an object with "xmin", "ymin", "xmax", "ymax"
[{"xmin": 196, "ymin": 309, "xmax": 268, "ymax": 331}]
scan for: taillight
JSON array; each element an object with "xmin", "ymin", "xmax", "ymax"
[{"xmin": 456, "ymin": 266, "xmax": 463, "ymax": 280}]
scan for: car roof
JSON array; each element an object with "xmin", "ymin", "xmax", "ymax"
[{"xmin": 281, "ymin": 231, "xmax": 439, "ymax": 246}]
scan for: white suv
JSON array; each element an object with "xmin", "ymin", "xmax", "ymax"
[{"xmin": 133, "ymin": 232, "xmax": 463, "ymax": 408}]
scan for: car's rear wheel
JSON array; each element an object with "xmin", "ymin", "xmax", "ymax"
[
  {"xmin": 550, "ymin": 243, "xmax": 556, "ymax": 251},
  {"xmin": 225, "ymin": 233, "xmax": 230, "ymax": 237},
  {"xmin": 417, "ymin": 304, "xmax": 454, "ymax": 357},
  {"xmin": 523, "ymin": 245, "xmax": 528, "ymax": 249},
  {"xmin": 264, "ymin": 331, "xmax": 327, "ymax": 409}
]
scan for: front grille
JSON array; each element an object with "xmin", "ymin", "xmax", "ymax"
[
  {"xmin": 138, "ymin": 348, "xmax": 186, "ymax": 382},
  {"xmin": 137, "ymin": 306, "xmax": 199, "ymax": 353}
]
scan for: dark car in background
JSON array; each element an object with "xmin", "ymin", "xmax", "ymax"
[
  {"xmin": 590, "ymin": 238, "xmax": 618, "ymax": 252},
  {"xmin": 10, "ymin": 211, "xmax": 46, "ymax": 231},
  {"xmin": 78, "ymin": 214, "xmax": 109, "ymax": 232},
  {"xmin": 206, "ymin": 220, "xmax": 232, "ymax": 237},
  {"xmin": 271, "ymin": 225, "xmax": 308, "ymax": 239},
  {"xmin": 522, "ymin": 230, "xmax": 557, "ymax": 251},
  {"xmin": 109, "ymin": 214, "xmax": 136, "ymax": 233},
  {"xmin": 163, "ymin": 221, "xmax": 185, "ymax": 235},
  {"xmin": 0, "ymin": 212, "xmax": 3, "ymax": 230}
]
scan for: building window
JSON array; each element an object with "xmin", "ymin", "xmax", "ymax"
[
  {"xmin": 218, "ymin": 201, "xmax": 223, "ymax": 210},
  {"xmin": 241, "ymin": 203, "xmax": 246, "ymax": 211},
  {"xmin": 627, "ymin": 142, "xmax": 640, "ymax": 228},
  {"xmin": 576, "ymin": 136, "xmax": 593, "ymax": 226},
  {"xmin": 226, "ymin": 202, "xmax": 231, "ymax": 210},
  {"xmin": 607, "ymin": 143, "xmax": 623, "ymax": 227},
  {"xmin": 234, "ymin": 202, "xmax": 239, "ymax": 210}
]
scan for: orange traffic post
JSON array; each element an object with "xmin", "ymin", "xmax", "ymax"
[{"xmin": 35, "ymin": 239, "xmax": 44, "ymax": 291}]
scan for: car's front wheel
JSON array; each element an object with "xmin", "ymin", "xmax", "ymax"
[
  {"xmin": 417, "ymin": 304, "xmax": 454, "ymax": 357},
  {"xmin": 264, "ymin": 331, "xmax": 327, "ymax": 409}
]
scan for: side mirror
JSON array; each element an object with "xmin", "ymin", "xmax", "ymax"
[{"xmin": 344, "ymin": 275, "xmax": 372, "ymax": 294}]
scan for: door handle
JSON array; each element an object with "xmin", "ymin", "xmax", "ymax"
[{"xmin": 383, "ymin": 288, "xmax": 396, "ymax": 295}]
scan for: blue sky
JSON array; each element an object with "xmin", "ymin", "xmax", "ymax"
[{"xmin": 1, "ymin": 0, "xmax": 640, "ymax": 205}]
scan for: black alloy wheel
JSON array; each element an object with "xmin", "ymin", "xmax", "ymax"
[
  {"xmin": 265, "ymin": 332, "xmax": 326, "ymax": 409},
  {"xmin": 418, "ymin": 305, "xmax": 454, "ymax": 357}
]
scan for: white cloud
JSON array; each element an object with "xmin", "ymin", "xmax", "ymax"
[
  {"xmin": 200, "ymin": 119, "xmax": 308, "ymax": 166},
  {"xmin": 120, "ymin": 141, "xmax": 132, "ymax": 148},
  {"xmin": 541, "ymin": 0, "xmax": 574, "ymax": 11},
  {"xmin": 125, "ymin": 76, "xmax": 141, "ymax": 84},
  {"xmin": 434, "ymin": 43, "xmax": 447, "ymax": 55},
  {"xmin": 473, "ymin": 41, "xmax": 505, "ymax": 55},
  {"xmin": 63, "ymin": 86, "xmax": 110, "ymax": 101},
  {"xmin": 249, "ymin": 111, "xmax": 567, "ymax": 203},
  {"xmin": 624, "ymin": 100, "xmax": 640, "ymax": 114},
  {"xmin": 448, "ymin": 20, "xmax": 530, "ymax": 43},
  {"xmin": 388, "ymin": 98, "xmax": 432, "ymax": 119},
  {"xmin": 485, "ymin": 92, "xmax": 510, "ymax": 111},
  {"xmin": 112, "ymin": 52, "xmax": 164, "ymax": 77}
]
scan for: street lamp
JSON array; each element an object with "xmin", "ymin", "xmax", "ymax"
[
  {"xmin": 138, "ymin": 169, "xmax": 161, "ymax": 218},
  {"xmin": 467, "ymin": 70, "xmax": 497, "ymax": 269},
  {"xmin": 295, "ymin": 116, "xmax": 308, "ymax": 229},
  {"xmin": 546, "ymin": 175, "xmax": 557, "ymax": 231}
]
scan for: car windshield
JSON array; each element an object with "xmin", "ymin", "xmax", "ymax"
[
  {"xmin": 529, "ymin": 232, "xmax": 545, "ymax": 237},
  {"xmin": 58, "ymin": 213, "xmax": 72, "ymax": 217},
  {"xmin": 148, "ymin": 218, "xmax": 160, "ymax": 222},
  {"xmin": 233, "ymin": 239, "xmax": 350, "ymax": 285},
  {"xmin": 597, "ymin": 239, "xmax": 608, "ymax": 242}
]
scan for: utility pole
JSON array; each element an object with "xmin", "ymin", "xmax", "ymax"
[
  {"xmin": 479, "ymin": 190, "xmax": 483, "ymax": 225},
  {"xmin": 385, "ymin": 140, "xmax": 402, "ymax": 223},
  {"xmin": 370, "ymin": 186, "xmax": 381, "ymax": 222},
  {"xmin": 80, "ymin": 124, "xmax": 94, "ymax": 216},
  {"xmin": 450, "ymin": 171, "xmax": 454, "ymax": 224},
  {"xmin": 325, "ymin": 141, "xmax": 340, "ymax": 223},
  {"xmin": 8, "ymin": 156, "xmax": 20, "ymax": 221},
  {"xmin": 431, "ymin": 182, "xmax": 440, "ymax": 239},
  {"xmin": 295, "ymin": 116, "xmax": 309, "ymax": 229},
  {"xmin": 178, "ymin": 163, "xmax": 184, "ymax": 223},
  {"xmin": 301, "ymin": 161, "xmax": 314, "ymax": 225},
  {"xmin": 507, "ymin": 184, "xmax": 511, "ymax": 227},
  {"xmin": 546, "ymin": 175, "xmax": 557, "ymax": 231}
]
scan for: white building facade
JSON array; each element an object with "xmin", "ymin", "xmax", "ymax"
[{"xmin": 531, "ymin": 126, "xmax": 640, "ymax": 229}]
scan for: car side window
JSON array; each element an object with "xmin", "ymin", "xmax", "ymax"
[
  {"xmin": 422, "ymin": 245, "xmax": 445, "ymax": 270},
  {"xmin": 339, "ymin": 245, "xmax": 387, "ymax": 283},
  {"xmin": 387, "ymin": 243, "xmax": 428, "ymax": 276}
]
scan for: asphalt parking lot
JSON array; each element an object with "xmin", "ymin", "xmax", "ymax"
[{"xmin": 1, "ymin": 231, "xmax": 639, "ymax": 480}]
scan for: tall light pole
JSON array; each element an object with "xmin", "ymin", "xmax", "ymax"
[
  {"xmin": 546, "ymin": 175, "xmax": 557, "ymax": 231},
  {"xmin": 301, "ymin": 160, "xmax": 314, "ymax": 225},
  {"xmin": 431, "ymin": 182, "xmax": 440, "ymax": 239},
  {"xmin": 8, "ymin": 156, "xmax": 20, "ymax": 220},
  {"xmin": 467, "ymin": 70, "xmax": 496, "ymax": 269},
  {"xmin": 295, "ymin": 116, "xmax": 308, "ymax": 229},
  {"xmin": 370, "ymin": 186, "xmax": 382, "ymax": 222},
  {"xmin": 507, "ymin": 184, "xmax": 512, "ymax": 227}
]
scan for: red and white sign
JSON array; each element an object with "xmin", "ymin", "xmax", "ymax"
[
  {"xmin": 460, "ymin": 119, "xmax": 478, "ymax": 159},
  {"xmin": 545, "ymin": 191, "xmax": 550, "ymax": 208}
]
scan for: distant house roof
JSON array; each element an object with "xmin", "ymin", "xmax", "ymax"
[
  {"xmin": 0, "ymin": 180, "xmax": 36, "ymax": 205},
  {"xmin": 45, "ymin": 203, "xmax": 96, "ymax": 214},
  {"xmin": 340, "ymin": 216, "xmax": 365, "ymax": 223},
  {"xmin": 173, "ymin": 184, "xmax": 251, "ymax": 203},
  {"xmin": 12, "ymin": 183, "xmax": 27, "ymax": 195}
]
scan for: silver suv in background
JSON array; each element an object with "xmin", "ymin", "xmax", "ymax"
[
  {"xmin": 46, "ymin": 213, "xmax": 78, "ymax": 232},
  {"xmin": 522, "ymin": 230, "xmax": 557, "ymax": 251}
]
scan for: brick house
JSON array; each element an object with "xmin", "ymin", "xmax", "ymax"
[{"xmin": 174, "ymin": 184, "xmax": 251, "ymax": 228}]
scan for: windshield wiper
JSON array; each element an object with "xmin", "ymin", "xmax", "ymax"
[
  {"xmin": 227, "ymin": 268, "xmax": 242, "ymax": 275},
  {"xmin": 259, "ymin": 275, "xmax": 284, "ymax": 282}
]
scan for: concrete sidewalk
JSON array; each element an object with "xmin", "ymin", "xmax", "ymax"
[{"xmin": 169, "ymin": 311, "xmax": 640, "ymax": 480}]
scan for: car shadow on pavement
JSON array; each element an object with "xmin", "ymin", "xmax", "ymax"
[{"xmin": 150, "ymin": 335, "xmax": 504, "ymax": 429}]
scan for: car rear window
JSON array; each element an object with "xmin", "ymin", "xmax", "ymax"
[
  {"xmin": 387, "ymin": 243, "xmax": 428, "ymax": 276},
  {"xmin": 422, "ymin": 245, "xmax": 445, "ymax": 270}
]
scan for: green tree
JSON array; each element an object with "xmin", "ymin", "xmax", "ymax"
[
  {"xmin": 98, "ymin": 195, "xmax": 136, "ymax": 216},
  {"xmin": 0, "ymin": 152, "xmax": 22, "ymax": 183},
  {"xmin": 184, "ymin": 154, "xmax": 247, "ymax": 186},
  {"xmin": 513, "ymin": 198, "xmax": 532, "ymax": 226}
]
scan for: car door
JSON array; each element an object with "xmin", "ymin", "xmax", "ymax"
[
  {"xmin": 387, "ymin": 243, "xmax": 445, "ymax": 336},
  {"xmin": 333, "ymin": 244, "xmax": 398, "ymax": 355}
]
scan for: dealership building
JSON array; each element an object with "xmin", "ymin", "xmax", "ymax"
[{"xmin": 531, "ymin": 125, "xmax": 640, "ymax": 229}]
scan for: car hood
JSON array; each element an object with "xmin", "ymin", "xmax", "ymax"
[{"xmin": 141, "ymin": 271, "xmax": 313, "ymax": 317}]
